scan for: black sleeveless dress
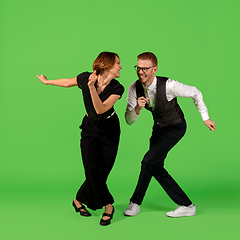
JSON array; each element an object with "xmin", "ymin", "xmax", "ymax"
[{"xmin": 75, "ymin": 72, "xmax": 124, "ymax": 210}]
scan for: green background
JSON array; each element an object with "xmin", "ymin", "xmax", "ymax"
[{"xmin": 1, "ymin": 0, "xmax": 239, "ymax": 239}]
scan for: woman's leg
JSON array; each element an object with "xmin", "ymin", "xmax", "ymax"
[
  {"xmin": 98, "ymin": 134, "xmax": 119, "ymax": 221},
  {"xmin": 76, "ymin": 134, "xmax": 116, "ymax": 210}
]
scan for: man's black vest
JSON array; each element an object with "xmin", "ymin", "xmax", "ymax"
[{"xmin": 136, "ymin": 76, "xmax": 184, "ymax": 127}]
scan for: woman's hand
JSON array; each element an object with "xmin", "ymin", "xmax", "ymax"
[
  {"xmin": 37, "ymin": 74, "xmax": 48, "ymax": 84},
  {"xmin": 88, "ymin": 71, "xmax": 98, "ymax": 88}
]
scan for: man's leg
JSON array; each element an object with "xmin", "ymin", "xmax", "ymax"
[
  {"xmin": 124, "ymin": 119, "xmax": 193, "ymax": 216},
  {"xmin": 146, "ymin": 119, "xmax": 192, "ymax": 206},
  {"xmin": 146, "ymin": 120, "xmax": 196, "ymax": 217},
  {"xmin": 123, "ymin": 157, "xmax": 153, "ymax": 216},
  {"xmin": 130, "ymin": 160, "xmax": 153, "ymax": 205},
  {"xmin": 130, "ymin": 119, "xmax": 191, "ymax": 205}
]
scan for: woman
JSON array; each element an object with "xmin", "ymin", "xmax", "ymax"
[{"xmin": 37, "ymin": 52, "xmax": 124, "ymax": 226}]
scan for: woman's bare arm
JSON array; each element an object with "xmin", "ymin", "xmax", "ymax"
[
  {"xmin": 37, "ymin": 74, "xmax": 78, "ymax": 87},
  {"xmin": 88, "ymin": 71, "xmax": 120, "ymax": 114}
]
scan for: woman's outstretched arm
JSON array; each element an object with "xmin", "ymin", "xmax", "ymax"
[{"xmin": 37, "ymin": 74, "xmax": 78, "ymax": 87}]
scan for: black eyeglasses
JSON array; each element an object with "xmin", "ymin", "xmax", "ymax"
[{"xmin": 134, "ymin": 65, "xmax": 156, "ymax": 73}]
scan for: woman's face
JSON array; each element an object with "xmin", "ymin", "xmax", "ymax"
[{"xmin": 108, "ymin": 56, "xmax": 122, "ymax": 78}]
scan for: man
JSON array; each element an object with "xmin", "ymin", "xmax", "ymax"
[{"xmin": 123, "ymin": 52, "xmax": 215, "ymax": 218}]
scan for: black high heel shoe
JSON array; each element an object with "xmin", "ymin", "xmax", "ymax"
[
  {"xmin": 72, "ymin": 201, "xmax": 91, "ymax": 217},
  {"xmin": 100, "ymin": 206, "xmax": 115, "ymax": 226}
]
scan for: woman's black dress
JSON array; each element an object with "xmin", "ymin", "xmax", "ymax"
[{"xmin": 75, "ymin": 72, "xmax": 124, "ymax": 210}]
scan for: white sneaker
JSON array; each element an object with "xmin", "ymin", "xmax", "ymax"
[
  {"xmin": 166, "ymin": 204, "xmax": 196, "ymax": 217},
  {"xmin": 123, "ymin": 202, "xmax": 141, "ymax": 216}
]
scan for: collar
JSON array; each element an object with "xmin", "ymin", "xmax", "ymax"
[{"xmin": 142, "ymin": 76, "xmax": 157, "ymax": 91}]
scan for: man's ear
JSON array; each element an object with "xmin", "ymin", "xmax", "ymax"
[{"xmin": 153, "ymin": 66, "xmax": 158, "ymax": 74}]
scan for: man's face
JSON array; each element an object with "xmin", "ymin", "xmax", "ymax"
[{"xmin": 136, "ymin": 59, "xmax": 158, "ymax": 87}]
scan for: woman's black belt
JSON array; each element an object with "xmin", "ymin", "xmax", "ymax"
[{"xmin": 86, "ymin": 111, "xmax": 115, "ymax": 120}]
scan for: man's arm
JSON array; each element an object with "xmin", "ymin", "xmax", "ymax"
[
  {"xmin": 37, "ymin": 74, "xmax": 78, "ymax": 87},
  {"xmin": 125, "ymin": 82, "xmax": 139, "ymax": 125},
  {"xmin": 125, "ymin": 82, "xmax": 149, "ymax": 125},
  {"xmin": 135, "ymin": 97, "xmax": 150, "ymax": 115},
  {"xmin": 168, "ymin": 79, "xmax": 216, "ymax": 131},
  {"xmin": 204, "ymin": 119, "xmax": 216, "ymax": 131}
]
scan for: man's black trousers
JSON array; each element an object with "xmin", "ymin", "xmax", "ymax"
[{"xmin": 130, "ymin": 118, "xmax": 192, "ymax": 206}]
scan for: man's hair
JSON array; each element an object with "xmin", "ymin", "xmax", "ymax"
[
  {"xmin": 137, "ymin": 52, "xmax": 158, "ymax": 66},
  {"xmin": 93, "ymin": 51, "xmax": 119, "ymax": 76}
]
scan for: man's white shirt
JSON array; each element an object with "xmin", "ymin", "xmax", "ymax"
[{"xmin": 125, "ymin": 76, "xmax": 209, "ymax": 125}]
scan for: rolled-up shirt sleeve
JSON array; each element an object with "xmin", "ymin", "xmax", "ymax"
[
  {"xmin": 125, "ymin": 82, "xmax": 139, "ymax": 125},
  {"xmin": 167, "ymin": 79, "xmax": 209, "ymax": 121}
]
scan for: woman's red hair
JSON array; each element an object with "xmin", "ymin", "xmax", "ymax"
[{"xmin": 93, "ymin": 52, "xmax": 119, "ymax": 76}]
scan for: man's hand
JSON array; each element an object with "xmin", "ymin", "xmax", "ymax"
[
  {"xmin": 88, "ymin": 70, "xmax": 98, "ymax": 88},
  {"xmin": 135, "ymin": 97, "xmax": 150, "ymax": 115},
  {"xmin": 204, "ymin": 119, "xmax": 216, "ymax": 132},
  {"xmin": 37, "ymin": 74, "xmax": 48, "ymax": 84}
]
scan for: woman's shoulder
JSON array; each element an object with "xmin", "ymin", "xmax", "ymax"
[
  {"xmin": 77, "ymin": 71, "xmax": 92, "ymax": 89},
  {"xmin": 77, "ymin": 71, "xmax": 91, "ymax": 79},
  {"xmin": 110, "ymin": 79, "xmax": 124, "ymax": 96},
  {"xmin": 111, "ymin": 79, "xmax": 124, "ymax": 88}
]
